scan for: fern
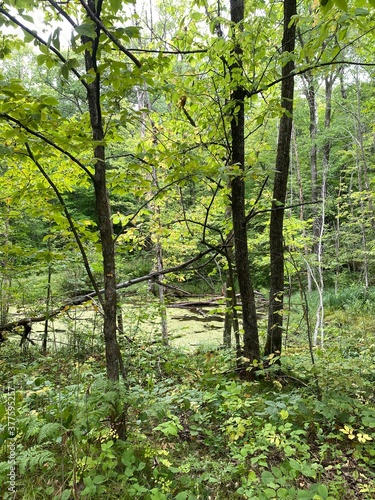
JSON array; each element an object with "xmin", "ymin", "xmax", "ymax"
[
  {"xmin": 38, "ymin": 422, "xmax": 62, "ymax": 444},
  {"xmin": 17, "ymin": 445, "xmax": 56, "ymax": 475},
  {"xmin": 23, "ymin": 416, "xmax": 44, "ymax": 440},
  {"xmin": 0, "ymin": 460, "xmax": 10, "ymax": 482}
]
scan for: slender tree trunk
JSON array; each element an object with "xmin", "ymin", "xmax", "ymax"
[
  {"xmin": 304, "ymin": 74, "xmax": 320, "ymax": 258},
  {"xmin": 355, "ymin": 136, "xmax": 369, "ymax": 288},
  {"xmin": 82, "ymin": 1, "xmax": 126, "ymax": 439},
  {"xmin": 313, "ymin": 74, "xmax": 334, "ymax": 346},
  {"xmin": 222, "ymin": 277, "xmax": 233, "ymax": 347},
  {"xmin": 42, "ymin": 256, "xmax": 52, "ymax": 355},
  {"xmin": 313, "ymin": 172, "xmax": 326, "ymax": 347},
  {"xmin": 230, "ymin": 0, "xmax": 260, "ymax": 367},
  {"xmin": 154, "ymin": 223, "xmax": 169, "ymax": 345},
  {"xmin": 353, "ymin": 71, "xmax": 374, "ymax": 286},
  {"xmin": 301, "ymin": 73, "xmax": 317, "ymax": 291},
  {"xmin": 335, "ymin": 175, "xmax": 342, "ymax": 293},
  {"xmin": 85, "ymin": 70, "xmax": 123, "ymax": 382},
  {"xmin": 265, "ymin": 0, "xmax": 296, "ymax": 357},
  {"xmin": 292, "ymin": 124, "xmax": 312, "ymax": 291},
  {"xmin": 223, "ymin": 231, "xmax": 241, "ymax": 356},
  {"xmin": 0, "ymin": 203, "xmax": 11, "ymax": 326},
  {"xmin": 137, "ymin": 86, "xmax": 169, "ymax": 345}
]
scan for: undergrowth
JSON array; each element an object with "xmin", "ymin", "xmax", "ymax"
[{"xmin": 1, "ymin": 306, "xmax": 375, "ymax": 499}]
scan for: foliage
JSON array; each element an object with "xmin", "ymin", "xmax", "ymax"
[
  {"xmin": 1, "ymin": 0, "xmax": 375, "ymax": 497},
  {"xmin": 1, "ymin": 308, "xmax": 374, "ymax": 498}
]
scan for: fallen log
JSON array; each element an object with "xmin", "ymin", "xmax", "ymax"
[{"xmin": 0, "ymin": 247, "xmax": 217, "ymax": 335}]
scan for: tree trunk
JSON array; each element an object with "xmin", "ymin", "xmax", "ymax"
[
  {"xmin": 82, "ymin": 2, "xmax": 126, "ymax": 440},
  {"xmin": 230, "ymin": 0, "xmax": 260, "ymax": 366},
  {"xmin": 303, "ymin": 73, "xmax": 320, "ymax": 260},
  {"xmin": 300, "ymin": 72, "xmax": 318, "ymax": 292},
  {"xmin": 137, "ymin": 86, "xmax": 169, "ymax": 345},
  {"xmin": 265, "ymin": 0, "xmax": 296, "ymax": 357},
  {"xmin": 223, "ymin": 233, "xmax": 241, "ymax": 359},
  {"xmin": 42, "ymin": 255, "xmax": 52, "ymax": 355},
  {"xmin": 83, "ymin": 3, "xmax": 125, "ymax": 434},
  {"xmin": 0, "ymin": 203, "xmax": 11, "ymax": 326}
]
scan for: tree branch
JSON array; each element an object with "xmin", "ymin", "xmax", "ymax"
[
  {"xmin": 0, "ymin": 113, "xmax": 95, "ymax": 181},
  {"xmin": 0, "ymin": 247, "xmax": 219, "ymax": 333},
  {"xmin": 0, "ymin": 6, "xmax": 87, "ymax": 90},
  {"xmin": 79, "ymin": 0, "xmax": 142, "ymax": 68},
  {"xmin": 26, "ymin": 143, "xmax": 104, "ymax": 306}
]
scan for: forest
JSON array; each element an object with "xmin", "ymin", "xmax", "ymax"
[{"xmin": 0, "ymin": 0, "xmax": 375, "ymax": 498}]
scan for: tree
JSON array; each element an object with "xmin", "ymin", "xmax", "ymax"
[
  {"xmin": 229, "ymin": 0, "xmax": 261, "ymax": 368},
  {"xmin": 2, "ymin": 0, "xmax": 375, "ymax": 384},
  {"xmin": 265, "ymin": 0, "xmax": 297, "ymax": 357}
]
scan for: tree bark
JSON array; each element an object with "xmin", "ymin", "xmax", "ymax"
[
  {"xmin": 83, "ymin": 1, "xmax": 124, "ymax": 387},
  {"xmin": 229, "ymin": 0, "xmax": 260, "ymax": 366},
  {"xmin": 265, "ymin": 0, "xmax": 296, "ymax": 357},
  {"xmin": 301, "ymin": 71, "xmax": 318, "ymax": 292}
]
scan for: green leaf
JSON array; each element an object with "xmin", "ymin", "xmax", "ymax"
[
  {"xmin": 334, "ymin": 0, "xmax": 348, "ymax": 10},
  {"xmin": 261, "ymin": 471, "xmax": 275, "ymax": 485},
  {"xmin": 81, "ymin": 477, "xmax": 96, "ymax": 495},
  {"xmin": 42, "ymin": 96, "xmax": 59, "ymax": 106},
  {"xmin": 109, "ymin": 0, "xmax": 123, "ymax": 12},
  {"xmin": 317, "ymin": 484, "xmax": 329, "ymax": 499},
  {"xmin": 93, "ymin": 475, "xmax": 107, "ymax": 484},
  {"xmin": 60, "ymin": 63, "xmax": 69, "ymax": 81},
  {"xmin": 191, "ymin": 12, "xmax": 204, "ymax": 21},
  {"xmin": 61, "ymin": 490, "xmax": 72, "ymax": 500},
  {"xmin": 52, "ymin": 28, "xmax": 61, "ymax": 50},
  {"xmin": 123, "ymin": 26, "xmax": 141, "ymax": 38},
  {"xmin": 150, "ymin": 489, "xmax": 168, "ymax": 500},
  {"xmin": 362, "ymin": 416, "xmax": 375, "ymax": 427},
  {"xmin": 296, "ymin": 491, "xmax": 313, "ymax": 499},
  {"xmin": 279, "ymin": 409, "xmax": 289, "ymax": 420},
  {"xmin": 277, "ymin": 489, "xmax": 290, "ymax": 498},
  {"xmin": 354, "ymin": 7, "xmax": 369, "ymax": 14},
  {"xmin": 75, "ymin": 23, "xmax": 96, "ymax": 38},
  {"xmin": 36, "ymin": 54, "xmax": 47, "ymax": 66},
  {"xmin": 289, "ymin": 458, "xmax": 302, "ymax": 471},
  {"xmin": 175, "ymin": 493, "xmax": 189, "ymax": 500}
]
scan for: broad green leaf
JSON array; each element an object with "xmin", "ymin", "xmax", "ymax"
[
  {"xmin": 75, "ymin": 23, "xmax": 97, "ymax": 38},
  {"xmin": 36, "ymin": 54, "xmax": 47, "ymax": 66},
  {"xmin": 93, "ymin": 475, "xmax": 106, "ymax": 484},
  {"xmin": 279, "ymin": 409, "xmax": 289, "ymax": 420},
  {"xmin": 123, "ymin": 26, "xmax": 141, "ymax": 38},
  {"xmin": 42, "ymin": 96, "xmax": 59, "ymax": 106},
  {"xmin": 61, "ymin": 490, "xmax": 71, "ymax": 500},
  {"xmin": 52, "ymin": 28, "xmax": 61, "ymax": 50},
  {"xmin": 317, "ymin": 484, "xmax": 329, "ymax": 499},
  {"xmin": 60, "ymin": 63, "xmax": 69, "ymax": 81},
  {"xmin": 261, "ymin": 471, "xmax": 275, "ymax": 485},
  {"xmin": 334, "ymin": 0, "xmax": 348, "ymax": 10},
  {"xmin": 354, "ymin": 7, "xmax": 369, "ymax": 14},
  {"xmin": 109, "ymin": 0, "xmax": 123, "ymax": 12}
]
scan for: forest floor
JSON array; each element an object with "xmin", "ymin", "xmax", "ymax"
[{"xmin": 0, "ymin": 290, "xmax": 375, "ymax": 499}]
